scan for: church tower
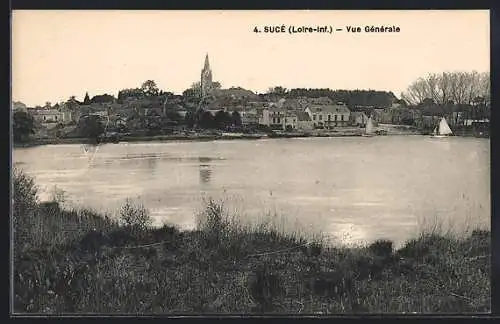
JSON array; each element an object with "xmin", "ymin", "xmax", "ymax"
[{"xmin": 200, "ymin": 54, "xmax": 213, "ymax": 97}]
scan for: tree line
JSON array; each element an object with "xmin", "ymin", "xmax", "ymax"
[
  {"xmin": 400, "ymin": 71, "xmax": 490, "ymax": 122},
  {"xmin": 266, "ymin": 86, "xmax": 398, "ymax": 108},
  {"xmin": 14, "ymin": 70, "xmax": 490, "ymax": 143},
  {"xmin": 401, "ymin": 71, "xmax": 490, "ymax": 106}
]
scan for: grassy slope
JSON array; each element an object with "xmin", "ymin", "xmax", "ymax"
[{"xmin": 12, "ymin": 170, "xmax": 490, "ymax": 314}]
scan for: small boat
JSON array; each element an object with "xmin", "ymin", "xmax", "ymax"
[
  {"xmin": 222, "ymin": 132, "xmax": 244, "ymax": 137},
  {"xmin": 430, "ymin": 117, "xmax": 453, "ymax": 138},
  {"xmin": 362, "ymin": 116, "xmax": 375, "ymax": 137}
]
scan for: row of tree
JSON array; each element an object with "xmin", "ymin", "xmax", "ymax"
[
  {"xmin": 401, "ymin": 71, "xmax": 490, "ymax": 106},
  {"xmin": 185, "ymin": 109, "xmax": 241, "ymax": 129},
  {"xmin": 266, "ymin": 86, "xmax": 398, "ymax": 108},
  {"xmin": 63, "ymin": 81, "xmax": 400, "ymax": 112}
]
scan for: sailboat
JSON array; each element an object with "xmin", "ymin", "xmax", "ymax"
[
  {"xmin": 430, "ymin": 117, "xmax": 453, "ymax": 138},
  {"xmin": 362, "ymin": 116, "xmax": 375, "ymax": 137}
]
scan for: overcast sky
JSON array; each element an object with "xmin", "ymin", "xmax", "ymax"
[{"xmin": 12, "ymin": 10, "xmax": 489, "ymax": 107}]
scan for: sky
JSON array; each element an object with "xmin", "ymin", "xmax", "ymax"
[{"xmin": 12, "ymin": 10, "xmax": 490, "ymax": 107}]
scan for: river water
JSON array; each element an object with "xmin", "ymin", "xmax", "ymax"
[{"xmin": 13, "ymin": 136, "xmax": 490, "ymax": 247}]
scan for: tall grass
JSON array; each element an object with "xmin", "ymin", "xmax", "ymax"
[{"xmin": 12, "ymin": 170, "xmax": 491, "ymax": 314}]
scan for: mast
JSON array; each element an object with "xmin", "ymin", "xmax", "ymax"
[{"xmin": 365, "ymin": 116, "xmax": 374, "ymax": 134}]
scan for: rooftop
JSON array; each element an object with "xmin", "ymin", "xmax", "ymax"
[{"xmin": 308, "ymin": 104, "xmax": 350, "ymax": 114}]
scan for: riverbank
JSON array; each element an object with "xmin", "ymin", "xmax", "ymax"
[
  {"xmin": 13, "ymin": 170, "xmax": 490, "ymax": 314},
  {"xmin": 11, "ymin": 129, "xmax": 413, "ymax": 148},
  {"xmin": 14, "ymin": 124, "xmax": 490, "ymax": 148}
]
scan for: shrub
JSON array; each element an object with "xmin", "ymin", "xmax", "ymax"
[
  {"xmin": 368, "ymin": 239, "xmax": 393, "ymax": 258},
  {"xmin": 250, "ymin": 262, "xmax": 281, "ymax": 312},
  {"xmin": 12, "ymin": 168, "xmax": 39, "ymax": 250},
  {"xmin": 119, "ymin": 198, "xmax": 152, "ymax": 231},
  {"xmin": 196, "ymin": 199, "xmax": 231, "ymax": 247}
]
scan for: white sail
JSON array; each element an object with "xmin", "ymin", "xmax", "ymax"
[
  {"xmin": 438, "ymin": 117, "xmax": 453, "ymax": 135},
  {"xmin": 365, "ymin": 117, "xmax": 374, "ymax": 134}
]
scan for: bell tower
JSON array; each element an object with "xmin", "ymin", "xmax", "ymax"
[{"xmin": 200, "ymin": 53, "xmax": 213, "ymax": 97}]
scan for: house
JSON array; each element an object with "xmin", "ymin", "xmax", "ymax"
[
  {"xmin": 207, "ymin": 108, "xmax": 226, "ymax": 116},
  {"xmin": 142, "ymin": 107, "xmax": 165, "ymax": 117},
  {"xmin": 240, "ymin": 109, "xmax": 260, "ymax": 126},
  {"xmin": 380, "ymin": 107, "xmax": 420, "ymax": 125},
  {"xmin": 296, "ymin": 111, "xmax": 314, "ymax": 130},
  {"xmin": 420, "ymin": 115, "xmax": 441, "ymax": 129},
  {"xmin": 177, "ymin": 109, "xmax": 189, "ymax": 118},
  {"xmin": 260, "ymin": 107, "xmax": 286, "ymax": 129},
  {"xmin": 372, "ymin": 108, "xmax": 385, "ymax": 121},
  {"xmin": 308, "ymin": 97, "xmax": 333, "ymax": 105},
  {"xmin": 33, "ymin": 109, "xmax": 64, "ymax": 124},
  {"xmin": 211, "ymin": 87, "xmax": 260, "ymax": 101},
  {"xmin": 282, "ymin": 112, "xmax": 298, "ymax": 130},
  {"xmin": 350, "ymin": 111, "xmax": 369, "ymax": 127},
  {"xmin": 108, "ymin": 114, "xmax": 128, "ymax": 129},
  {"xmin": 304, "ymin": 104, "xmax": 351, "ymax": 128},
  {"xmin": 91, "ymin": 110, "xmax": 109, "ymax": 118},
  {"xmin": 60, "ymin": 108, "xmax": 73, "ymax": 124},
  {"xmin": 113, "ymin": 108, "xmax": 137, "ymax": 120}
]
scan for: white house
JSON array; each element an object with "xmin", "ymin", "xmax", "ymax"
[
  {"xmin": 177, "ymin": 109, "xmax": 188, "ymax": 118},
  {"xmin": 282, "ymin": 112, "xmax": 298, "ymax": 130},
  {"xmin": 33, "ymin": 109, "xmax": 64, "ymax": 124},
  {"xmin": 350, "ymin": 111, "xmax": 369, "ymax": 127},
  {"xmin": 305, "ymin": 104, "xmax": 351, "ymax": 128},
  {"xmin": 260, "ymin": 107, "xmax": 286, "ymax": 129},
  {"xmin": 240, "ymin": 109, "xmax": 260, "ymax": 125}
]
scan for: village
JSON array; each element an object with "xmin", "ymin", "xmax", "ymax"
[{"xmin": 12, "ymin": 55, "xmax": 491, "ymax": 143}]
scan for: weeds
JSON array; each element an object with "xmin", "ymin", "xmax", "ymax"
[{"xmin": 12, "ymin": 170, "xmax": 491, "ymax": 314}]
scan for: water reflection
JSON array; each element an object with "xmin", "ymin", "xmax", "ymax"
[
  {"xmin": 199, "ymin": 157, "xmax": 213, "ymax": 184},
  {"xmin": 111, "ymin": 153, "xmax": 159, "ymax": 177},
  {"xmin": 13, "ymin": 137, "xmax": 490, "ymax": 246}
]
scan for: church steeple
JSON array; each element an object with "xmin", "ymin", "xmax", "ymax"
[
  {"xmin": 201, "ymin": 53, "xmax": 213, "ymax": 97},
  {"xmin": 203, "ymin": 53, "xmax": 210, "ymax": 70}
]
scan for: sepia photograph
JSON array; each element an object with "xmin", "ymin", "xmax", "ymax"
[{"xmin": 11, "ymin": 10, "xmax": 490, "ymax": 314}]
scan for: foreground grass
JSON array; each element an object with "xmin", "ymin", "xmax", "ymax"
[{"xmin": 12, "ymin": 170, "xmax": 490, "ymax": 314}]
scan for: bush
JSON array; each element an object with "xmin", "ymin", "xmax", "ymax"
[
  {"xmin": 368, "ymin": 239, "xmax": 393, "ymax": 258},
  {"xmin": 13, "ymin": 168, "xmax": 39, "ymax": 250},
  {"xmin": 119, "ymin": 198, "xmax": 152, "ymax": 230}
]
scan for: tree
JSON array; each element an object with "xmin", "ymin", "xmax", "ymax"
[
  {"xmin": 90, "ymin": 94, "xmax": 115, "ymax": 104},
  {"xmin": 231, "ymin": 110, "xmax": 242, "ymax": 127},
  {"xmin": 13, "ymin": 111, "xmax": 35, "ymax": 143},
  {"xmin": 44, "ymin": 102, "xmax": 52, "ymax": 109},
  {"xmin": 402, "ymin": 71, "xmax": 491, "ymax": 106},
  {"xmin": 166, "ymin": 111, "xmax": 182, "ymax": 123},
  {"xmin": 185, "ymin": 110, "xmax": 195, "ymax": 128},
  {"xmin": 198, "ymin": 111, "xmax": 215, "ymax": 129},
  {"xmin": 183, "ymin": 80, "xmax": 221, "ymax": 99},
  {"xmin": 214, "ymin": 110, "xmax": 231, "ymax": 129},
  {"xmin": 212, "ymin": 81, "xmax": 222, "ymax": 90},
  {"xmin": 65, "ymin": 96, "xmax": 80, "ymax": 111},
  {"xmin": 267, "ymin": 86, "xmax": 288, "ymax": 96},
  {"xmin": 67, "ymin": 95, "xmax": 83, "ymax": 106},
  {"xmin": 78, "ymin": 115, "xmax": 105, "ymax": 142},
  {"xmin": 119, "ymin": 198, "xmax": 152, "ymax": 231},
  {"xmin": 182, "ymin": 87, "xmax": 198, "ymax": 99},
  {"xmin": 117, "ymin": 88, "xmax": 144, "ymax": 103},
  {"xmin": 83, "ymin": 92, "xmax": 91, "ymax": 105},
  {"xmin": 141, "ymin": 80, "xmax": 159, "ymax": 97}
]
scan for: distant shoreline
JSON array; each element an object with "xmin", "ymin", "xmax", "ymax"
[{"xmin": 13, "ymin": 130, "xmax": 487, "ymax": 148}]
